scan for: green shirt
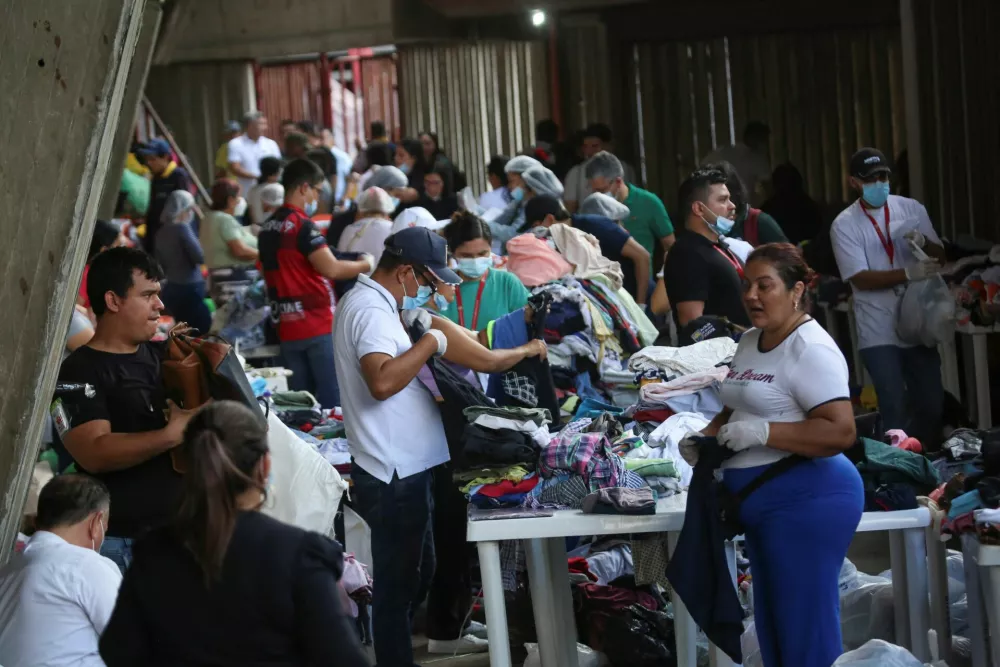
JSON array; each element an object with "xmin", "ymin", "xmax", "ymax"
[
  {"xmin": 440, "ymin": 269, "xmax": 529, "ymax": 331},
  {"xmin": 201, "ymin": 211, "xmax": 258, "ymax": 269},
  {"xmin": 622, "ymin": 184, "xmax": 674, "ymax": 257},
  {"xmin": 730, "ymin": 207, "xmax": 788, "ymax": 245}
]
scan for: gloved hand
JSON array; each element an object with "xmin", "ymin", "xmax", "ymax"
[
  {"xmin": 904, "ymin": 259, "xmax": 942, "ymax": 282},
  {"xmin": 422, "ymin": 329, "xmax": 448, "ymax": 357},
  {"xmin": 717, "ymin": 421, "xmax": 770, "ymax": 452},
  {"xmin": 401, "ymin": 308, "xmax": 433, "ymax": 332},
  {"xmin": 678, "ymin": 430, "xmax": 703, "ymax": 467},
  {"xmin": 361, "ymin": 253, "xmax": 376, "ymax": 274},
  {"xmin": 903, "ymin": 230, "xmax": 926, "ymax": 248}
]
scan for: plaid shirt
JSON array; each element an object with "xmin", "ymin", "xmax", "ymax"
[{"xmin": 539, "ymin": 432, "xmax": 623, "ymax": 492}]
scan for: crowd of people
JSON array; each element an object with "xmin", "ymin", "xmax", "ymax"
[{"xmin": 0, "ymin": 106, "xmax": 959, "ymax": 667}]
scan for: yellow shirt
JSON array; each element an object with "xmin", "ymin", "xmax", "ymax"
[
  {"xmin": 125, "ymin": 153, "xmax": 150, "ymax": 178},
  {"xmin": 214, "ymin": 144, "xmax": 234, "ymax": 178}
]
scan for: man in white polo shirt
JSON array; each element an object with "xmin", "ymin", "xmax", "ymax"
[
  {"xmin": 333, "ymin": 227, "xmax": 463, "ymax": 667},
  {"xmin": 227, "ymin": 112, "xmax": 282, "ymax": 195},
  {"xmin": 831, "ymin": 147, "xmax": 947, "ymax": 445}
]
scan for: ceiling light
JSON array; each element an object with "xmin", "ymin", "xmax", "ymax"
[{"xmin": 531, "ymin": 10, "xmax": 546, "ymax": 27}]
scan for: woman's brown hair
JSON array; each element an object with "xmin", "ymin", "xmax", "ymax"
[
  {"xmin": 210, "ymin": 178, "xmax": 240, "ymax": 211},
  {"xmin": 746, "ymin": 242, "xmax": 818, "ymax": 311},
  {"xmin": 173, "ymin": 401, "xmax": 268, "ymax": 583}
]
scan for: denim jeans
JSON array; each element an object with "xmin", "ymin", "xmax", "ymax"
[
  {"xmin": 860, "ymin": 344, "xmax": 943, "ymax": 446},
  {"xmin": 351, "ymin": 463, "xmax": 434, "ymax": 667},
  {"xmin": 100, "ymin": 536, "xmax": 135, "ymax": 574},
  {"xmin": 280, "ymin": 333, "xmax": 340, "ymax": 408}
]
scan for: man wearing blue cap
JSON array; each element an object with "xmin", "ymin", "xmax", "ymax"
[{"xmin": 137, "ymin": 138, "xmax": 193, "ymax": 255}]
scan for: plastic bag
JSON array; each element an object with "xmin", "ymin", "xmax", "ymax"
[
  {"xmin": 741, "ymin": 620, "xmax": 763, "ymax": 667},
  {"xmin": 896, "ymin": 243, "xmax": 956, "ymax": 347},
  {"xmin": 600, "ymin": 605, "xmax": 674, "ymax": 667},
  {"xmin": 523, "ymin": 642, "xmax": 602, "ymax": 667},
  {"xmin": 831, "ymin": 639, "xmax": 923, "ymax": 666}
]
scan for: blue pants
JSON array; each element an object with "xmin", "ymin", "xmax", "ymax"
[
  {"xmin": 100, "ymin": 536, "xmax": 135, "ymax": 574},
  {"xmin": 723, "ymin": 454, "xmax": 863, "ymax": 667},
  {"xmin": 280, "ymin": 333, "xmax": 340, "ymax": 408},
  {"xmin": 351, "ymin": 464, "xmax": 435, "ymax": 667},
  {"xmin": 161, "ymin": 281, "xmax": 212, "ymax": 335},
  {"xmin": 860, "ymin": 344, "xmax": 943, "ymax": 445}
]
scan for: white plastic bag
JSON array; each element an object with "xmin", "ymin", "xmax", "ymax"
[
  {"xmin": 840, "ymin": 572, "xmax": 894, "ymax": 650},
  {"xmin": 741, "ymin": 620, "xmax": 763, "ymax": 667},
  {"xmin": 832, "ymin": 639, "xmax": 923, "ymax": 666},
  {"xmin": 896, "ymin": 244, "xmax": 956, "ymax": 347},
  {"xmin": 523, "ymin": 642, "xmax": 602, "ymax": 667}
]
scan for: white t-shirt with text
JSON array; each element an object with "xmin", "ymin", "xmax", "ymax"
[
  {"xmin": 227, "ymin": 134, "xmax": 282, "ymax": 195},
  {"xmin": 719, "ymin": 320, "xmax": 850, "ymax": 469},
  {"xmin": 830, "ymin": 194, "xmax": 941, "ymax": 349}
]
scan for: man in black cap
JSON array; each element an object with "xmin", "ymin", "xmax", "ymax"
[
  {"xmin": 524, "ymin": 194, "xmax": 652, "ymax": 304},
  {"xmin": 830, "ymin": 147, "xmax": 947, "ymax": 446}
]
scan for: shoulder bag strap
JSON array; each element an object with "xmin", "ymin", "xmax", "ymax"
[{"xmin": 735, "ymin": 454, "xmax": 808, "ymax": 503}]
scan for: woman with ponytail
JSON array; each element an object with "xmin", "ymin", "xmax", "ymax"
[{"xmin": 99, "ymin": 401, "xmax": 370, "ymax": 667}]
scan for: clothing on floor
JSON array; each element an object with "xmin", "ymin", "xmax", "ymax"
[
  {"xmin": 722, "ymin": 452, "xmax": 864, "ymax": 667},
  {"xmin": 582, "ymin": 487, "xmax": 656, "ymax": 515},
  {"xmin": 549, "ymin": 222, "xmax": 624, "ymax": 291},
  {"xmin": 665, "ymin": 437, "xmax": 744, "ymax": 663},
  {"xmin": 632, "ymin": 533, "xmax": 671, "ymax": 588}
]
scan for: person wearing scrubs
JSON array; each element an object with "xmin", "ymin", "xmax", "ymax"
[
  {"xmin": 436, "ymin": 211, "xmax": 529, "ymax": 332},
  {"xmin": 680, "ymin": 243, "xmax": 863, "ymax": 667}
]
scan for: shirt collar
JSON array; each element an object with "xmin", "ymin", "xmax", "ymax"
[
  {"xmin": 26, "ymin": 531, "xmax": 68, "ymax": 551},
  {"xmin": 161, "ymin": 161, "xmax": 178, "ymax": 178},
  {"xmin": 356, "ymin": 274, "xmax": 399, "ymax": 312}
]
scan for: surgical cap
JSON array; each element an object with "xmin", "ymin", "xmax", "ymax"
[
  {"xmin": 365, "ymin": 165, "xmax": 409, "ymax": 191},
  {"xmin": 504, "ymin": 155, "xmax": 542, "ymax": 175},
  {"xmin": 579, "ymin": 192, "xmax": 630, "ymax": 221},
  {"xmin": 522, "ymin": 166, "xmax": 564, "ymax": 199}
]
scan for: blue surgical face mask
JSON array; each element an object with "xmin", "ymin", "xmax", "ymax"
[
  {"xmin": 457, "ymin": 256, "xmax": 492, "ymax": 278},
  {"xmin": 401, "ymin": 270, "xmax": 433, "ymax": 310},
  {"xmin": 511, "ymin": 186, "xmax": 525, "ymax": 202},
  {"xmin": 399, "ymin": 162, "xmax": 411, "ymax": 175},
  {"xmin": 432, "ymin": 292, "xmax": 450, "ymax": 311},
  {"xmin": 862, "ymin": 181, "xmax": 890, "ymax": 208},
  {"xmin": 390, "ymin": 196, "xmax": 401, "ymax": 210},
  {"xmin": 700, "ymin": 203, "xmax": 735, "ymax": 237},
  {"xmin": 305, "ymin": 199, "xmax": 319, "ymax": 217}
]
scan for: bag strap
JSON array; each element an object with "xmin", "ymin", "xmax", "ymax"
[
  {"xmin": 744, "ymin": 207, "xmax": 761, "ymax": 246},
  {"xmin": 734, "ymin": 454, "xmax": 808, "ymax": 503}
]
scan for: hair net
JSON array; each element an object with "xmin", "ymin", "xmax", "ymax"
[
  {"xmin": 579, "ymin": 192, "xmax": 630, "ymax": 221},
  {"xmin": 161, "ymin": 190, "xmax": 197, "ymax": 225},
  {"xmin": 357, "ymin": 187, "xmax": 396, "ymax": 215},
  {"xmin": 365, "ymin": 165, "xmax": 409, "ymax": 191},
  {"xmin": 504, "ymin": 155, "xmax": 542, "ymax": 174},
  {"xmin": 522, "ymin": 166, "xmax": 564, "ymax": 199},
  {"xmin": 260, "ymin": 183, "xmax": 284, "ymax": 208}
]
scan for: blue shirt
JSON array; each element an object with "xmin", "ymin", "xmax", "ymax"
[
  {"xmin": 571, "ymin": 214, "xmax": 640, "ymax": 294},
  {"xmin": 154, "ymin": 222, "xmax": 204, "ymax": 285}
]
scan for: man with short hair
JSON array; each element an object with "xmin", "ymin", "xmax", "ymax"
[
  {"xmin": 284, "ymin": 131, "xmax": 311, "ymax": 160},
  {"xmin": 661, "ymin": 168, "xmax": 749, "ymax": 341},
  {"xmin": 0, "ymin": 475, "xmax": 122, "ymax": 667},
  {"xmin": 137, "ymin": 138, "xmax": 193, "ymax": 255},
  {"xmin": 564, "ymin": 123, "xmax": 636, "ymax": 212},
  {"xmin": 525, "ymin": 194, "xmax": 652, "ymax": 304},
  {"xmin": 57, "ymin": 247, "xmax": 195, "ymax": 571},
  {"xmin": 259, "ymin": 159, "xmax": 374, "ymax": 410},
  {"xmin": 831, "ymin": 147, "xmax": 946, "ymax": 445},
  {"xmin": 333, "ymin": 228, "xmax": 472, "ymax": 665},
  {"xmin": 703, "ymin": 121, "xmax": 772, "ymax": 206},
  {"xmin": 279, "ymin": 119, "xmax": 298, "ymax": 138},
  {"xmin": 227, "ymin": 111, "xmax": 282, "ymax": 196},
  {"xmin": 587, "ymin": 150, "xmax": 675, "ymax": 261}
]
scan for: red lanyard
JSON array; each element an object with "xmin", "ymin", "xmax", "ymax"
[
  {"xmin": 456, "ymin": 274, "xmax": 488, "ymax": 330},
  {"xmin": 861, "ymin": 202, "xmax": 893, "ymax": 266},
  {"xmin": 714, "ymin": 245, "xmax": 745, "ymax": 279}
]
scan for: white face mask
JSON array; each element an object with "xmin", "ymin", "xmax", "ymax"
[{"xmin": 92, "ymin": 516, "xmax": 107, "ymax": 553}]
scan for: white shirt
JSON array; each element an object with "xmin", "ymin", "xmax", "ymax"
[
  {"xmin": 0, "ymin": 531, "xmax": 123, "ymax": 667},
  {"xmin": 246, "ymin": 183, "xmax": 268, "ymax": 226},
  {"xmin": 227, "ymin": 133, "xmax": 281, "ymax": 195},
  {"xmin": 332, "ymin": 274, "xmax": 449, "ymax": 483},
  {"xmin": 702, "ymin": 143, "xmax": 771, "ymax": 200},
  {"xmin": 337, "ymin": 216, "xmax": 393, "ymax": 265},
  {"xmin": 478, "ymin": 186, "xmax": 510, "ymax": 211},
  {"xmin": 719, "ymin": 320, "xmax": 850, "ymax": 469},
  {"xmin": 830, "ymin": 195, "xmax": 941, "ymax": 349}
]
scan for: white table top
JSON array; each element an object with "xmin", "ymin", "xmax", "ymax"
[{"xmin": 466, "ymin": 493, "xmax": 930, "ymax": 542}]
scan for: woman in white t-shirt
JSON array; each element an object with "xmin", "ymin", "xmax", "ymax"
[
  {"xmin": 683, "ymin": 243, "xmax": 863, "ymax": 667},
  {"xmin": 337, "ymin": 187, "xmax": 395, "ymax": 266}
]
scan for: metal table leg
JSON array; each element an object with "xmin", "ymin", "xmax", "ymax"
[{"xmin": 477, "ymin": 541, "xmax": 512, "ymax": 667}]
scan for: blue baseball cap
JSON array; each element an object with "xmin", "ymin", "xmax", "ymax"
[
  {"xmin": 383, "ymin": 227, "xmax": 460, "ymax": 285},
  {"xmin": 137, "ymin": 138, "xmax": 171, "ymax": 157}
]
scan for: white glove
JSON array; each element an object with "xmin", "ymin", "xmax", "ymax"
[
  {"xmin": 717, "ymin": 421, "xmax": 770, "ymax": 452},
  {"xmin": 360, "ymin": 253, "xmax": 376, "ymax": 274},
  {"xmin": 678, "ymin": 430, "xmax": 702, "ymax": 467},
  {"xmin": 422, "ymin": 329, "xmax": 448, "ymax": 357},
  {"xmin": 904, "ymin": 259, "xmax": 942, "ymax": 282},
  {"xmin": 903, "ymin": 230, "xmax": 926, "ymax": 249},
  {"xmin": 401, "ymin": 308, "xmax": 432, "ymax": 332}
]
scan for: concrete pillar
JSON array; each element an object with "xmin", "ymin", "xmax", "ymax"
[
  {"xmin": 0, "ymin": 0, "xmax": 149, "ymax": 559},
  {"xmin": 99, "ymin": 1, "xmax": 164, "ymax": 219}
]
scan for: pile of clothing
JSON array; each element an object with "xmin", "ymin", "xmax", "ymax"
[
  {"xmin": 211, "ymin": 278, "xmax": 270, "ymax": 350},
  {"xmin": 846, "ymin": 436, "xmax": 942, "ymax": 512},
  {"xmin": 926, "ymin": 426, "xmax": 1000, "ymax": 541},
  {"xmin": 267, "ymin": 390, "xmax": 350, "ymax": 468}
]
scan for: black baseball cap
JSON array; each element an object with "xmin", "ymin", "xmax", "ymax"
[
  {"xmin": 849, "ymin": 148, "xmax": 892, "ymax": 179},
  {"xmin": 524, "ymin": 194, "xmax": 570, "ymax": 227},
  {"xmin": 383, "ymin": 227, "xmax": 460, "ymax": 284}
]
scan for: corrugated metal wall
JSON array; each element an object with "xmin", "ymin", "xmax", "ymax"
[
  {"xmin": 258, "ymin": 61, "xmax": 325, "ymax": 132},
  {"xmin": 914, "ymin": 0, "xmax": 1000, "ymax": 242},
  {"xmin": 626, "ymin": 27, "xmax": 906, "ymax": 214},
  {"xmin": 360, "ymin": 56, "xmax": 401, "ymax": 142},
  {"xmin": 145, "ymin": 61, "xmax": 254, "ymax": 185},
  {"xmin": 397, "ymin": 41, "xmax": 550, "ymax": 195},
  {"xmin": 560, "ymin": 15, "xmax": 611, "ymax": 133}
]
